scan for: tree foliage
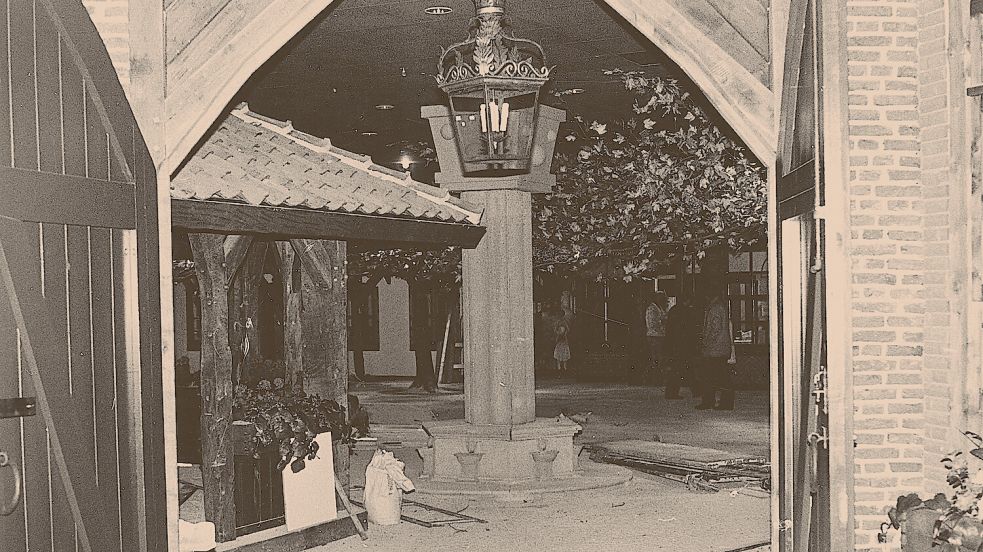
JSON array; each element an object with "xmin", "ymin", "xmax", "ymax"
[
  {"xmin": 533, "ymin": 70, "xmax": 767, "ymax": 280},
  {"xmin": 347, "ymin": 244, "xmax": 461, "ymax": 286}
]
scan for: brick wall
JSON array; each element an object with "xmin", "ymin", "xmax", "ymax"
[
  {"xmin": 915, "ymin": 0, "xmax": 964, "ymax": 494},
  {"xmin": 846, "ymin": 1, "xmax": 925, "ymax": 549},
  {"xmin": 82, "ymin": 0, "xmax": 130, "ymax": 88}
]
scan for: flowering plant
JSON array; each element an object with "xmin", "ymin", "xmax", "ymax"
[{"xmin": 232, "ymin": 379, "xmax": 361, "ymax": 473}]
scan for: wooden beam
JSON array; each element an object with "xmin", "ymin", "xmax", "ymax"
[
  {"xmin": 277, "ymin": 242, "xmax": 303, "ymax": 393},
  {"xmin": 291, "ymin": 240, "xmax": 348, "ymax": 405},
  {"xmin": 601, "ymin": 0, "xmax": 776, "ymax": 165},
  {"xmin": 189, "ymin": 233, "xmax": 237, "ymax": 543},
  {"xmin": 0, "ymin": 167, "xmax": 136, "ymax": 229},
  {"xmin": 171, "ymin": 199, "xmax": 486, "ymax": 249},
  {"xmin": 223, "ymin": 235, "xmax": 253, "ymax": 284},
  {"xmin": 289, "ymin": 239, "xmax": 337, "ymax": 291},
  {"xmin": 164, "ymin": 0, "xmax": 338, "ymax": 173}
]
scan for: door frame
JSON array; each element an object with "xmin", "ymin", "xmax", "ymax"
[{"xmin": 768, "ymin": 0, "xmax": 853, "ymax": 549}]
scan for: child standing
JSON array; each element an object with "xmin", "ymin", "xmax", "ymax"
[{"xmin": 553, "ymin": 317, "xmax": 571, "ymax": 372}]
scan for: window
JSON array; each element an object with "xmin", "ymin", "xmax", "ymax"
[
  {"xmin": 727, "ymin": 251, "xmax": 769, "ymax": 352},
  {"xmin": 348, "ymin": 283, "xmax": 380, "ymax": 351}
]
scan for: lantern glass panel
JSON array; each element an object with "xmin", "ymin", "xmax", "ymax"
[{"xmin": 446, "ymin": 81, "xmax": 540, "ymax": 175}]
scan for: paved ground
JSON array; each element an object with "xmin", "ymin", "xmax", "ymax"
[{"xmin": 320, "ymin": 378, "xmax": 772, "ymax": 552}]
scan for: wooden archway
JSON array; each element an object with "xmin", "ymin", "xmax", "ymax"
[{"xmin": 162, "ymin": 0, "xmax": 777, "ymax": 173}]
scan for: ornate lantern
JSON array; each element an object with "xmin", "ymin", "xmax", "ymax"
[{"xmin": 436, "ymin": 0, "xmax": 552, "ymax": 175}]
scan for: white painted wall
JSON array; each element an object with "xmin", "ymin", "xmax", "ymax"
[{"xmin": 350, "ymin": 278, "xmax": 417, "ymax": 377}]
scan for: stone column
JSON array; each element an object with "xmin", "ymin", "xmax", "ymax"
[{"xmin": 460, "ymin": 189, "xmax": 536, "ymax": 425}]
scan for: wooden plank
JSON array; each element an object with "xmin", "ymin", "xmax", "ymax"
[
  {"xmin": 37, "ymin": 0, "xmax": 138, "ymax": 181},
  {"xmin": 776, "ymin": 0, "xmax": 811, "ymax": 171},
  {"xmin": 777, "ymin": 160, "xmax": 816, "ymax": 206},
  {"xmin": 0, "ymin": 0, "xmax": 11, "ymax": 167},
  {"xmin": 9, "ymin": 0, "xmax": 38, "ymax": 171},
  {"xmin": 34, "ymin": 10, "xmax": 62, "ymax": 175},
  {"xmin": 190, "ymin": 232, "xmax": 237, "ymax": 543},
  {"xmin": 676, "ymin": 0, "xmax": 768, "ymax": 75},
  {"xmin": 88, "ymin": 226, "xmax": 123, "ymax": 552},
  {"xmin": 37, "ymin": 222, "xmax": 77, "ymax": 551},
  {"xmin": 0, "ymin": 167, "xmax": 136, "ymax": 228},
  {"xmin": 703, "ymin": 0, "xmax": 770, "ymax": 58},
  {"xmin": 167, "ymin": 0, "xmax": 274, "ymax": 82},
  {"xmin": 60, "ymin": 37, "xmax": 88, "ymax": 178},
  {"xmin": 0, "ymin": 220, "xmax": 29, "ymax": 551},
  {"xmin": 277, "ymin": 242, "xmax": 303, "ymax": 392},
  {"xmin": 66, "ymin": 225, "xmax": 97, "ymax": 494},
  {"xmin": 817, "ymin": 0, "xmax": 857, "ymax": 543},
  {"xmin": 216, "ymin": 512, "xmax": 367, "ymax": 552},
  {"xmin": 86, "ymin": 93, "xmax": 110, "ymax": 181},
  {"xmin": 224, "ymin": 235, "xmax": 254, "ymax": 284},
  {"xmin": 165, "ymin": 0, "xmax": 236, "ymax": 63},
  {"xmin": 172, "ymin": 200, "xmax": 485, "ymax": 249},
  {"xmin": 111, "ymin": 227, "xmax": 141, "ymax": 552}
]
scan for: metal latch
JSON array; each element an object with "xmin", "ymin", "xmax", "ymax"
[
  {"xmin": 812, "ymin": 366, "xmax": 828, "ymax": 415},
  {"xmin": 0, "ymin": 398, "xmax": 36, "ymax": 419}
]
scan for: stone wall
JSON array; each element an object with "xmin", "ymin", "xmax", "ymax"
[{"xmin": 846, "ymin": 1, "xmax": 926, "ymax": 548}]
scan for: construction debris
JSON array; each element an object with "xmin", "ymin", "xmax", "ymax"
[{"xmin": 586, "ymin": 440, "xmax": 769, "ymax": 493}]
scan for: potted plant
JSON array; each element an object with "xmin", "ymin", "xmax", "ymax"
[
  {"xmin": 881, "ymin": 431, "xmax": 983, "ymax": 551},
  {"xmin": 232, "ymin": 378, "xmax": 361, "ymax": 473}
]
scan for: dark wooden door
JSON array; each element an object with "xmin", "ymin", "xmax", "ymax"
[
  {"xmin": 0, "ymin": 1, "xmax": 166, "ymax": 550},
  {"xmin": 775, "ymin": 0, "xmax": 832, "ymax": 550}
]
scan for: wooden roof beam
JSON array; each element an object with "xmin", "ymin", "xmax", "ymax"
[
  {"xmin": 171, "ymin": 199, "xmax": 486, "ymax": 249},
  {"xmin": 602, "ymin": 0, "xmax": 776, "ymax": 165}
]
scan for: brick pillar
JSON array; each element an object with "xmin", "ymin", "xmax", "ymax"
[{"xmin": 846, "ymin": 1, "xmax": 925, "ymax": 548}]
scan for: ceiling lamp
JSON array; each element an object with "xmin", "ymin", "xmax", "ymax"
[
  {"xmin": 424, "ymin": 5, "xmax": 453, "ymax": 15},
  {"xmin": 436, "ymin": 0, "xmax": 552, "ymax": 174}
]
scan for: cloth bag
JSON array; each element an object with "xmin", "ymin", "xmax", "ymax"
[{"xmin": 364, "ymin": 449, "xmax": 415, "ymax": 525}]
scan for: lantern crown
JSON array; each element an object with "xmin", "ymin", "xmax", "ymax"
[
  {"xmin": 436, "ymin": 0, "xmax": 551, "ymax": 90},
  {"xmin": 435, "ymin": 0, "xmax": 553, "ymax": 175}
]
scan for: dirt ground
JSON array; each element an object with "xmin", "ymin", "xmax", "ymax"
[{"xmin": 317, "ymin": 378, "xmax": 772, "ymax": 552}]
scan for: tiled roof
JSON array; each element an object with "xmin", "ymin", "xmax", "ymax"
[{"xmin": 172, "ymin": 104, "xmax": 482, "ymax": 225}]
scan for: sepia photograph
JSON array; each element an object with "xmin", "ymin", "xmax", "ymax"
[{"xmin": 0, "ymin": 0, "xmax": 973, "ymax": 550}]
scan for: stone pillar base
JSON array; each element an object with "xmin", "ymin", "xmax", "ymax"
[{"xmin": 420, "ymin": 417, "xmax": 581, "ymax": 483}]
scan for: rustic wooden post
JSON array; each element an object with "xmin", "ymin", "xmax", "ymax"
[
  {"xmin": 278, "ymin": 242, "xmax": 303, "ymax": 393},
  {"xmin": 290, "ymin": 239, "xmax": 348, "ymax": 404},
  {"xmin": 230, "ymin": 240, "xmax": 267, "ymax": 385},
  {"xmin": 189, "ymin": 233, "xmax": 241, "ymax": 542},
  {"xmin": 290, "ymin": 238, "xmax": 350, "ymax": 490}
]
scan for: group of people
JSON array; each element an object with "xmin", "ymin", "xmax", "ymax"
[{"xmin": 644, "ymin": 281, "xmax": 736, "ymax": 410}]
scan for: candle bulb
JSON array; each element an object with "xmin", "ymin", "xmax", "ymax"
[
  {"xmin": 479, "ymin": 104, "xmax": 488, "ymax": 132},
  {"xmin": 500, "ymin": 102, "xmax": 510, "ymax": 132},
  {"xmin": 489, "ymin": 101, "xmax": 500, "ymax": 132}
]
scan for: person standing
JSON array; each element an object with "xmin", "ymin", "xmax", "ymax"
[
  {"xmin": 697, "ymin": 280, "xmax": 736, "ymax": 410},
  {"xmin": 645, "ymin": 291, "xmax": 668, "ymax": 384},
  {"xmin": 553, "ymin": 314, "xmax": 571, "ymax": 372},
  {"xmin": 664, "ymin": 293, "xmax": 700, "ymax": 399}
]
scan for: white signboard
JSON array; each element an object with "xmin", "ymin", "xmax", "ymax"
[{"xmin": 281, "ymin": 432, "xmax": 338, "ymax": 531}]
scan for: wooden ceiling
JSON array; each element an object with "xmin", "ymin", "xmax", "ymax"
[{"xmin": 234, "ymin": 0, "xmax": 769, "ymax": 164}]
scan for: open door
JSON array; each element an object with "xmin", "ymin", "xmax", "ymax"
[
  {"xmin": 775, "ymin": 0, "xmax": 835, "ymax": 550},
  {"xmin": 0, "ymin": 1, "xmax": 167, "ymax": 550}
]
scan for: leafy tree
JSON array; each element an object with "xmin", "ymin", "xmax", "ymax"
[{"xmin": 533, "ymin": 70, "xmax": 767, "ymax": 281}]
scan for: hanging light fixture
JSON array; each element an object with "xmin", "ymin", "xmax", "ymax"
[{"xmin": 436, "ymin": 0, "xmax": 552, "ymax": 175}]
